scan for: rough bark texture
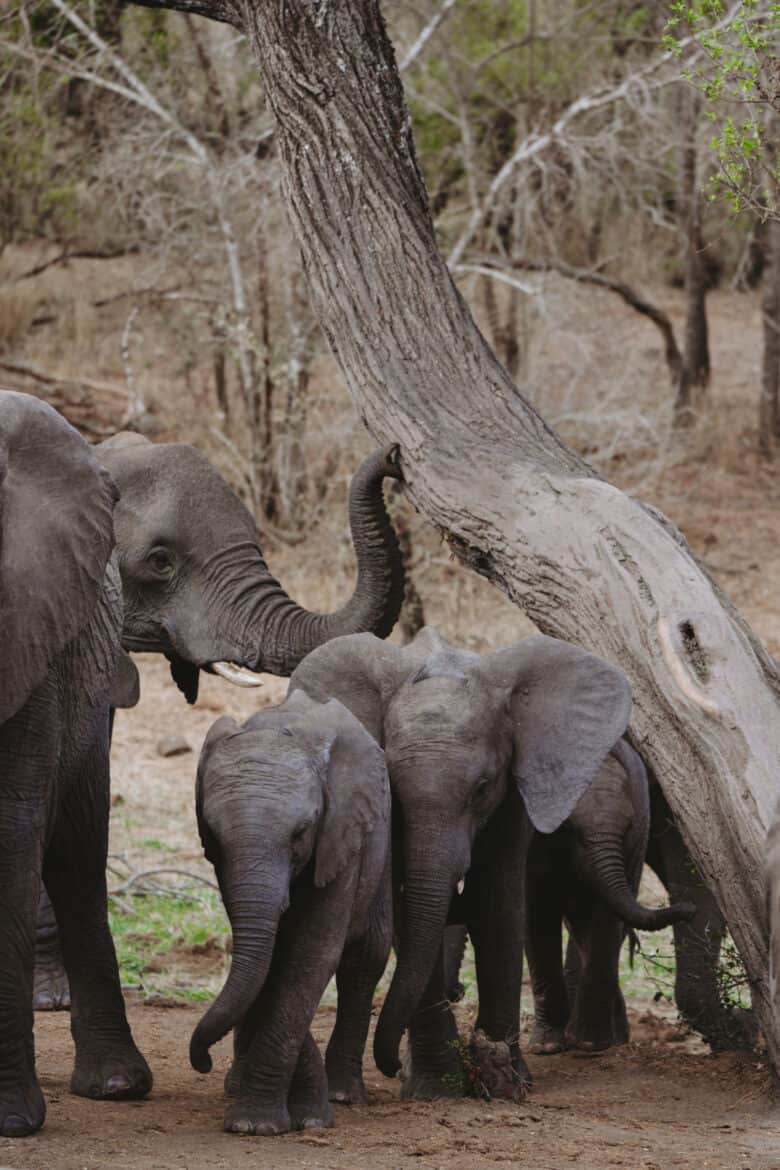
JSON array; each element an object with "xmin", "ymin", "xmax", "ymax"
[
  {"xmin": 759, "ymin": 216, "xmax": 780, "ymax": 454},
  {"xmin": 127, "ymin": 0, "xmax": 780, "ymax": 1074},
  {"xmin": 674, "ymin": 85, "xmax": 710, "ymax": 421}
]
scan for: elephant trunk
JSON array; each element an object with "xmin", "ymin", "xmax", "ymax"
[
  {"xmin": 374, "ymin": 847, "xmax": 461, "ymax": 1077},
  {"xmin": 241, "ymin": 448, "xmax": 405, "ymax": 676},
  {"xmin": 189, "ymin": 871, "xmax": 285, "ymax": 1073},
  {"xmin": 585, "ymin": 840, "xmax": 696, "ymax": 930}
]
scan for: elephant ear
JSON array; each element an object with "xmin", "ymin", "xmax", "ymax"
[
  {"xmin": 308, "ymin": 696, "xmax": 390, "ymax": 888},
  {"xmin": 485, "ymin": 635, "xmax": 632, "ymax": 834},
  {"xmin": 288, "ymin": 631, "xmax": 407, "ymax": 745},
  {"xmin": 0, "ymin": 392, "xmax": 117, "ymax": 724}
]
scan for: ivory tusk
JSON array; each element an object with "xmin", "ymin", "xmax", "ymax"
[
  {"xmin": 657, "ymin": 617, "xmax": 721, "ymax": 719},
  {"xmin": 211, "ymin": 662, "xmax": 264, "ymax": 688},
  {"xmin": 456, "ymin": 879, "xmax": 465, "ymax": 896}
]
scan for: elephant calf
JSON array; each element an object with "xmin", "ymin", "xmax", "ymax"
[
  {"xmin": 191, "ymin": 690, "xmax": 391, "ymax": 1136},
  {"xmin": 526, "ymin": 740, "xmax": 695, "ymax": 1055}
]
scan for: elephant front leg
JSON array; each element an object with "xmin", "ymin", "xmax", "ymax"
[
  {"xmin": 326, "ymin": 878, "xmax": 392, "ymax": 1104},
  {"xmin": 0, "ymin": 794, "xmax": 47, "ymax": 1137},
  {"xmin": 400, "ymin": 945, "xmax": 462, "ymax": 1100},
  {"xmin": 467, "ymin": 793, "xmax": 532, "ymax": 1099},
  {"xmin": 43, "ymin": 740, "xmax": 152, "ymax": 1102},
  {"xmin": 225, "ymin": 880, "xmax": 351, "ymax": 1135},
  {"xmin": 33, "ymin": 887, "xmax": 70, "ymax": 1012},
  {"xmin": 564, "ymin": 906, "xmax": 627, "ymax": 1051},
  {"xmin": 525, "ymin": 883, "xmax": 569, "ymax": 1055}
]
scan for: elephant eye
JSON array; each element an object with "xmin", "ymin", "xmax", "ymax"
[
  {"xmin": 145, "ymin": 547, "xmax": 174, "ymax": 576},
  {"xmin": 292, "ymin": 823, "xmax": 309, "ymax": 844},
  {"xmin": 473, "ymin": 778, "xmax": 492, "ymax": 805}
]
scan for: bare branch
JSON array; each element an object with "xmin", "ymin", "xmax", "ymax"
[{"xmin": 399, "ymin": 0, "xmax": 458, "ymax": 73}]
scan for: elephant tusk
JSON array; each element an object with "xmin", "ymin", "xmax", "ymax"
[
  {"xmin": 456, "ymin": 879, "xmax": 465, "ymax": 896},
  {"xmin": 211, "ymin": 662, "xmax": 264, "ymax": 688}
]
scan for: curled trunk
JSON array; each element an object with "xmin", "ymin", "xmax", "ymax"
[
  {"xmin": 586, "ymin": 842, "xmax": 696, "ymax": 931},
  {"xmin": 238, "ymin": 447, "xmax": 405, "ymax": 676},
  {"xmin": 190, "ymin": 876, "xmax": 283, "ymax": 1073}
]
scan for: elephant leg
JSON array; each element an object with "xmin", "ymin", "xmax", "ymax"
[
  {"xmin": 564, "ymin": 904, "xmax": 626, "ymax": 1051},
  {"xmin": 288, "ymin": 1032, "xmax": 331, "ymax": 1131},
  {"xmin": 401, "ymin": 944, "xmax": 462, "ymax": 1101},
  {"xmin": 43, "ymin": 735, "xmax": 152, "ymax": 1102},
  {"xmin": 224, "ymin": 879, "xmax": 350, "ymax": 1136},
  {"xmin": 525, "ymin": 888, "xmax": 568, "ymax": 1055},
  {"xmin": 467, "ymin": 790, "xmax": 532, "ymax": 1098},
  {"xmin": 33, "ymin": 706, "xmax": 120, "ymax": 1014},
  {"xmin": 647, "ymin": 785, "xmax": 752, "ymax": 1050},
  {"xmin": 0, "ymin": 696, "xmax": 57, "ymax": 1137},
  {"xmin": 325, "ymin": 877, "xmax": 392, "ymax": 1104},
  {"xmin": 33, "ymin": 887, "xmax": 71, "ymax": 1012}
]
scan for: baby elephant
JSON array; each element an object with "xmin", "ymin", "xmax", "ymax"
[
  {"xmin": 526, "ymin": 739, "xmax": 696, "ymax": 1054},
  {"xmin": 191, "ymin": 690, "xmax": 391, "ymax": 1136}
]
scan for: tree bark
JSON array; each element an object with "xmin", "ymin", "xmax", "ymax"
[
  {"xmin": 127, "ymin": 0, "xmax": 780, "ymax": 1075},
  {"xmin": 675, "ymin": 84, "xmax": 710, "ymax": 422},
  {"xmin": 759, "ymin": 216, "xmax": 780, "ymax": 454}
]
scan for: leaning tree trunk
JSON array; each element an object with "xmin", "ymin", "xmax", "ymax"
[{"xmin": 127, "ymin": 0, "xmax": 780, "ymax": 1076}]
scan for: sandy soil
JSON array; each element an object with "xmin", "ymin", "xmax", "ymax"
[{"xmin": 3, "ymin": 1000, "xmax": 777, "ymax": 1170}]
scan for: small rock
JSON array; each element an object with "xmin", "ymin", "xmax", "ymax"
[{"xmin": 156, "ymin": 735, "xmax": 192, "ymax": 758}]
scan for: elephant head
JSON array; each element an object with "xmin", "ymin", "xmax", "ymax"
[
  {"xmin": 566, "ymin": 740, "xmax": 696, "ymax": 931},
  {"xmin": 189, "ymin": 689, "xmax": 389, "ymax": 1073},
  {"xmin": 0, "ymin": 392, "xmax": 117, "ymax": 724},
  {"xmin": 290, "ymin": 626, "xmax": 634, "ymax": 1076},
  {"xmin": 96, "ymin": 434, "xmax": 405, "ymax": 701}
]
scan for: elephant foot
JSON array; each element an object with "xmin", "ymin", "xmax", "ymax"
[
  {"xmin": 288, "ymin": 1100, "xmax": 334, "ymax": 1131},
  {"xmin": 529, "ymin": 1019, "xmax": 566, "ymax": 1055},
  {"xmin": 327, "ymin": 1074, "xmax": 368, "ymax": 1105},
  {"xmin": 70, "ymin": 1043, "xmax": 153, "ymax": 1101},
  {"xmin": 399, "ymin": 1042, "xmax": 467, "ymax": 1101},
  {"xmin": 325, "ymin": 1055, "xmax": 368, "ymax": 1105},
  {"xmin": 0, "ymin": 1079, "xmax": 46, "ymax": 1137},
  {"xmin": 223, "ymin": 1099, "xmax": 291, "ymax": 1136},
  {"xmin": 33, "ymin": 956, "xmax": 71, "ymax": 1012},
  {"xmin": 465, "ymin": 1030, "xmax": 530, "ymax": 1102},
  {"xmin": 565, "ymin": 1023, "xmax": 615, "ymax": 1052}
]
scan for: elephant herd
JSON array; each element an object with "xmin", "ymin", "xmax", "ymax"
[{"xmin": 0, "ymin": 389, "xmax": 768, "ymax": 1140}]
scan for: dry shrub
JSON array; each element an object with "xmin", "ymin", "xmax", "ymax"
[{"xmin": 0, "ymin": 284, "xmax": 41, "ymax": 352}]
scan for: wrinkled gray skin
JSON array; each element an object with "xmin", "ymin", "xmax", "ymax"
[
  {"xmin": 192, "ymin": 691, "xmax": 390, "ymax": 1136},
  {"xmin": 0, "ymin": 392, "xmax": 152, "ymax": 1137},
  {"xmin": 34, "ymin": 434, "xmax": 405, "ymax": 1011},
  {"xmin": 290, "ymin": 626, "xmax": 634, "ymax": 1100},
  {"xmin": 525, "ymin": 740, "xmax": 695, "ymax": 1055},
  {"xmin": 99, "ymin": 433, "xmax": 405, "ymax": 700}
]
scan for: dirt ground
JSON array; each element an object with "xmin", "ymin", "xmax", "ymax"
[{"xmin": 3, "ymin": 999, "xmax": 777, "ymax": 1170}]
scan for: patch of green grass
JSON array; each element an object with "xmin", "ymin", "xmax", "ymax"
[{"xmin": 110, "ymin": 888, "xmax": 229, "ymax": 1003}]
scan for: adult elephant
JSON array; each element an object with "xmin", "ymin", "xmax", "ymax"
[
  {"xmin": 0, "ymin": 392, "xmax": 151, "ymax": 1136},
  {"xmin": 290, "ymin": 626, "xmax": 639, "ymax": 1097},
  {"xmin": 34, "ymin": 431, "xmax": 405, "ymax": 1010}
]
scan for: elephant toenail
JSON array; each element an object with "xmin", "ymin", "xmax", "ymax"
[
  {"xmin": 104, "ymin": 1075, "xmax": 131, "ymax": 1094},
  {"xmin": 3, "ymin": 1113, "xmax": 33, "ymax": 1136}
]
